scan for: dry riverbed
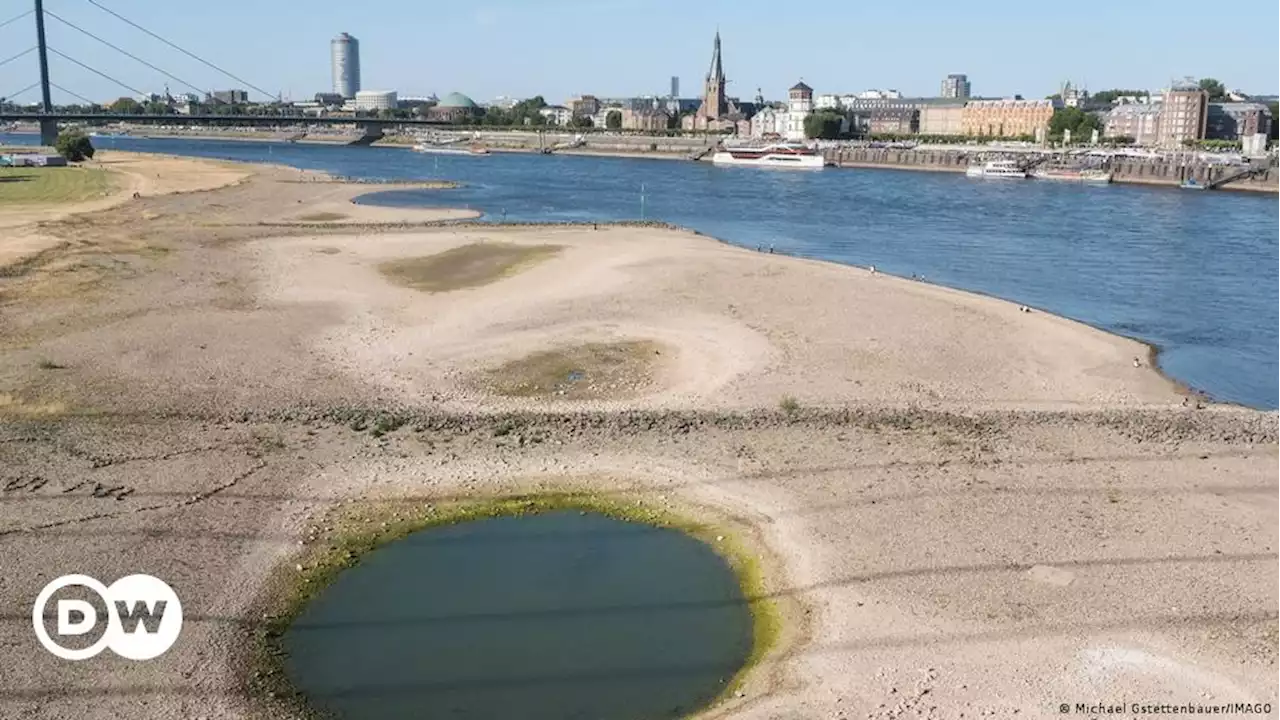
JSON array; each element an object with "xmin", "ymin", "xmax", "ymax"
[{"xmin": 0, "ymin": 156, "xmax": 1275, "ymax": 720}]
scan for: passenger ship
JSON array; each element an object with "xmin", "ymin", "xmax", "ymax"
[
  {"xmin": 964, "ymin": 160, "xmax": 1027, "ymax": 179},
  {"xmin": 1031, "ymin": 167, "xmax": 1112, "ymax": 184},
  {"xmin": 711, "ymin": 143, "xmax": 826, "ymax": 169},
  {"xmin": 412, "ymin": 143, "xmax": 491, "ymax": 156}
]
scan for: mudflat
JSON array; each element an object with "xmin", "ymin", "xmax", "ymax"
[{"xmin": 0, "ymin": 157, "xmax": 1274, "ymax": 720}]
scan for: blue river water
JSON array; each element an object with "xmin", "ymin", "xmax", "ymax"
[{"xmin": 4, "ymin": 133, "xmax": 1277, "ymax": 409}]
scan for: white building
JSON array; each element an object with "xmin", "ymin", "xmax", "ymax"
[
  {"xmin": 785, "ymin": 81, "xmax": 814, "ymax": 141},
  {"xmin": 538, "ymin": 106, "xmax": 573, "ymax": 126},
  {"xmin": 291, "ymin": 101, "xmax": 327, "ymax": 117},
  {"xmin": 813, "ymin": 90, "xmax": 900, "ymax": 112},
  {"xmin": 750, "ymin": 106, "xmax": 786, "ymax": 138},
  {"xmin": 354, "ymin": 90, "xmax": 397, "ymax": 111},
  {"xmin": 815, "ymin": 94, "xmax": 842, "ymax": 110}
]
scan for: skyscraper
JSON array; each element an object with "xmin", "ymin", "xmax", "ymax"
[
  {"xmin": 670, "ymin": 76, "xmax": 679, "ymax": 98},
  {"xmin": 941, "ymin": 73, "xmax": 970, "ymax": 99},
  {"xmin": 331, "ymin": 33, "xmax": 361, "ymax": 99}
]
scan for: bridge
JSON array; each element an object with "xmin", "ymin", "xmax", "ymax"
[
  {"xmin": 0, "ymin": 112, "xmax": 452, "ymax": 145},
  {"xmin": 0, "ymin": 113, "xmax": 450, "ymax": 128},
  {"xmin": 0, "ymin": 0, "xmax": 436, "ymax": 145}
]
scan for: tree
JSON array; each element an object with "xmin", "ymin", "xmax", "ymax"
[
  {"xmin": 1048, "ymin": 107, "xmax": 1103, "ymax": 143},
  {"xmin": 1269, "ymin": 102, "xmax": 1278, "ymax": 142},
  {"xmin": 110, "ymin": 97, "xmax": 142, "ymax": 114},
  {"xmin": 803, "ymin": 111, "xmax": 842, "ymax": 139},
  {"xmin": 570, "ymin": 115, "xmax": 594, "ymax": 128},
  {"xmin": 481, "ymin": 107, "xmax": 512, "ymax": 126},
  {"xmin": 605, "ymin": 110, "xmax": 622, "ymax": 130},
  {"xmin": 1198, "ymin": 78, "xmax": 1227, "ymax": 101},
  {"xmin": 54, "ymin": 130, "xmax": 95, "ymax": 162}
]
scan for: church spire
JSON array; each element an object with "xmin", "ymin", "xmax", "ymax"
[{"xmin": 708, "ymin": 30, "xmax": 723, "ymax": 82}]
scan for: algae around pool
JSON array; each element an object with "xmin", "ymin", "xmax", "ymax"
[{"xmin": 280, "ymin": 509, "xmax": 757, "ymax": 720}]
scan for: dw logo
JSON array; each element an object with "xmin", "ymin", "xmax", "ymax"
[{"xmin": 32, "ymin": 574, "xmax": 183, "ymax": 660}]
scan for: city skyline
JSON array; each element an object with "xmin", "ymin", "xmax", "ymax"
[{"xmin": 1, "ymin": 0, "xmax": 1277, "ymax": 105}]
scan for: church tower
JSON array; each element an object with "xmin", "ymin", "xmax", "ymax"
[{"xmin": 702, "ymin": 31, "xmax": 727, "ymax": 119}]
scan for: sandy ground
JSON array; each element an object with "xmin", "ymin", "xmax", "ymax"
[
  {"xmin": 251, "ymin": 225, "xmax": 1180, "ymax": 413},
  {"xmin": 265, "ymin": 198, "xmax": 480, "ymax": 225},
  {"xmin": 0, "ymin": 151, "xmax": 251, "ymax": 267},
  {"xmin": 0, "ymin": 159, "xmax": 1275, "ymax": 720}
]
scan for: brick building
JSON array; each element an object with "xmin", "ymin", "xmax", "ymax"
[
  {"xmin": 682, "ymin": 31, "xmax": 749, "ymax": 132},
  {"xmin": 918, "ymin": 104, "xmax": 965, "ymax": 135},
  {"xmin": 868, "ymin": 108, "xmax": 919, "ymax": 135},
  {"xmin": 961, "ymin": 99, "xmax": 1056, "ymax": 138},
  {"xmin": 1155, "ymin": 83, "xmax": 1207, "ymax": 148},
  {"xmin": 622, "ymin": 107, "xmax": 672, "ymax": 131},
  {"xmin": 567, "ymin": 95, "xmax": 600, "ymax": 118},
  {"xmin": 1104, "ymin": 103, "xmax": 1162, "ymax": 145},
  {"xmin": 1206, "ymin": 102, "xmax": 1273, "ymax": 140}
]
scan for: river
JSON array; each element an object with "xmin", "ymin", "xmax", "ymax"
[{"xmin": 4, "ymin": 133, "xmax": 1276, "ymax": 409}]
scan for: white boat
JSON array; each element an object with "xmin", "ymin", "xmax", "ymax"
[
  {"xmin": 413, "ymin": 143, "xmax": 490, "ymax": 156},
  {"xmin": 1032, "ymin": 167, "xmax": 1113, "ymax": 184},
  {"xmin": 711, "ymin": 142, "xmax": 825, "ymax": 169},
  {"xmin": 965, "ymin": 160, "xmax": 1027, "ymax": 179}
]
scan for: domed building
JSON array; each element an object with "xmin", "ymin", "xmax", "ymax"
[{"xmin": 427, "ymin": 92, "xmax": 483, "ymax": 123}]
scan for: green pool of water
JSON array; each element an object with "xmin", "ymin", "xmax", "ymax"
[{"xmin": 283, "ymin": 510, "xmax": 755, "ymax": 719}]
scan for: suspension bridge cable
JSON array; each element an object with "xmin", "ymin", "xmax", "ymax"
[
  {"xmin": 0, "ymin": 47, "xmax": 36, "ymax": 69},
  {"xmin": 46, "ymin": 10, "xmax": 208, "ymax": 98},
  {"xmin": 0, "ymin": 10, "xmax": 33, "ymax": 31},
  {"xmin": 80, "ymin": 0, "xmax": 275, "ymax": 100},
  {"xmin": 51, "ymin": 82, "xmax": 96, "ymax": 105},
  {"xmin": 48, "ymin": 47, "xmax": 145, "ymax": 96},
  {"xmin": 1, "ymin": 81, "xmax": 41, "ymax": 102}
]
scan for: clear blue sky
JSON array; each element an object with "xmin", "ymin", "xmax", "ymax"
[{"xmin": 2, "ymin": 0, "xmax": 1277, "ymax": 105}]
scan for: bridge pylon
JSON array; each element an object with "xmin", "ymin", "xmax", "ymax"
[{"xmin": 34, "ymin": 0, "xmax": 57, "ymax": 145}]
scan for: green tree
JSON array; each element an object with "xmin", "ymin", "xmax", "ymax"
[
  {"xmin": 481, "ymin": 107, "xmax": 512, "ymax": 126},
  {"xmin": 1269, "ymin": 102, "xmax": 1279, "ymax": 142},
  {"xmin": 605, "ymin": 110, "xmax": 622, "ymax": 130},
  {"xmin": 54, "ymin": 129, "xmax": 95, "ymax": 161},
  {"xmin": 1048, "ymin": 107, "xmax": 1103, "ymax": 143},
  {"xmin": 144, "ymin": 100, "xmax": 172, "ymax": 115},
  {"xmin": 1198, "ymin": 78, "xmax": 1227, "ymax": 101},
  {"xmin": 570, "ymin": 115, "xmax": 594, "ymax": 128},
  {"xmin": 803, "ymin": 111, "xmax": 842, "ymax": 139},
  {"xmin": 110, "ymin": 97, "xmax": 142, "ymax": 114}
]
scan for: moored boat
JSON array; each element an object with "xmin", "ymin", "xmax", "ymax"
[
  {"xmin": 1179, "ymin": 178, "xmax": 1207, "ymax": 190},
  {"xmin": 413, "ymin": 143, "xmax": 491, "ymax": 156},
  {"xmin": 711, "ymin": 142, "xmax": 825, "ymax": 169},
  {"xmin": 1032, "ymin": 167, "xmax": 1113, "ymax": 184},
  {"xmin": 965, "ymin": 160, "xmax": 1028, "ymax": 179}
]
